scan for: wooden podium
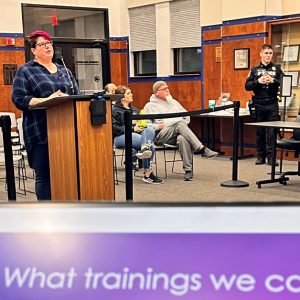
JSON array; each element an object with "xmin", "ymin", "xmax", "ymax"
[{"xmin": 32, "ymin": 95, "xmax": 115, "ymax": 201}]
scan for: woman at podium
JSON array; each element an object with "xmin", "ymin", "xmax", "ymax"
[{"xmin": 12, "ymin": 30, "xmax": 79, "ymax": 200}]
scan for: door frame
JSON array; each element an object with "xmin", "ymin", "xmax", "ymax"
[{"xmin": 25, "ymin": 39, "xmax": 111, "ymax": 91}]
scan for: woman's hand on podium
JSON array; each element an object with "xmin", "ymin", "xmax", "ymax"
[
  {"xmin": 28, "ymin": 90, "xmax": 69, "ymax": 107},
  {"xmin": 50, "ymin": 89, "xmax": 69, "ymax": 98}
]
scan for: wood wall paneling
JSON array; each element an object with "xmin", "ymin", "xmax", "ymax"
[
  {"xmin": 222, "ymin": 22, "xmax": 267, "ymax": 37},
  {"xmin": 221, "ymin": 38, "xmax": 265, "ymax": 107},
  {"xmin": 0, "ymin": 40, "xmax": 25, "ymax": 116},
  {"xmin": 129, "ymin": 80, "xmax": 201, "ymax": 111},
  {"xmin": 109, "ymin": 40, "xmax": 128, "ymax": 86},
  {"xmin": 203, "ymin": 44, "xmax": 221, "ymax": 107},
  {"xmin": 110, "ymin": 52, "xmax": 128, "ymax": 86},
  {"xmin": 201, "ymin": 22, "xmax": 268, "ymax": 156},
  {"xmin": 0, "ymin": 38, "xmax": 24, "ymax": 47},
  {"xmin": 203, "ymin": 29, "xmax": 221, "ymax": 41},
  {"xmin": 128, "ymin": 81, "xmax": 154, "ymax": 109}
]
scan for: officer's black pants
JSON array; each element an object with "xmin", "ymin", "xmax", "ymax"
[{"xmin": 254, "ymin": 102, "xmax": 280, "ymax": 159}]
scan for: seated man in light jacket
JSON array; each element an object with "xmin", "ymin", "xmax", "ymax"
[{"xmin": 144, "ymin": 80, "xmax": 218, "ymax": 181}]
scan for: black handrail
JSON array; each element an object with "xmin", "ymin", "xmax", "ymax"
[{"xmin": 0, "ymin": 115, "xmax": 16, "ymax": 200}]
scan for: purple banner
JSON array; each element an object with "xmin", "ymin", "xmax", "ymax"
[{"xmin": 1, "ymin": 233, "xmax": 300, "ymax": 299}]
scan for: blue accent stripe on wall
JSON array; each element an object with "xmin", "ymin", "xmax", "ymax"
[
  {"xmin": 110, "ymin": 49, "xmax": 128, "ymax": 53},
  {"xmin": 129, "ymin": 75, "xmax": 201, "ymax": 83},
  {"xmin": 222, "ymin": 15, "xmax": 280, "ymax": 26},
  {"xmin": 202, "ymin": 13, "xmax": 300, "ymax": 30},
  {"xmin": 202, "ymin": 24, "xmax": 221, "ymax": 31},
  {"xmin": 280, "ymin": 13, "xmax": 300, "ymax": 20},
  {"xmin": 110, "ymin": 36, "xmax": 129, "ymax": 41},
  {"xmin": 222, "ymin": 32, "xmax": 268, "ymax": 41},
  {"xmin": 0, "ymin": 33, "xmax": 23, "ymax": 38},
  {"xmin": 0, "ymin": 46, "xmax": 24, "ymax": 51},
  {"xmin": 203, "ymin": 39, "xmax": 222, "ymax": 45}
]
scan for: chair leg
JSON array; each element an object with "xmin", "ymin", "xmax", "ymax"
[
  {"xmin": 113, "ymin": 150, "xmax": 119, "ymax": 185},
  {"xmin": 120, "ymin": 148, "xmax": 125, "ymax": 165},
  {"xmin": 171, "ymin": 149, "xmax": 177, "ymax": 173},
  {"xmin": 163, "ymin": 147, "xmax": 168, "ymax": 178},
  {"xmin": 154, "ymin": 151, "xmax": 158, "ymax": 176},
  {"xmin": 19, "ymin": 159, "xmax": 26, "ymax": 195}
]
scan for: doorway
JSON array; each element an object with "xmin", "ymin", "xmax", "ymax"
[
  {"xmin": 22, "ymin": 4, "xmax": 111, "ymax": 95},
  {"xmin": 53, "ymin": 42, "xmax": 110, "ymax": 94}
]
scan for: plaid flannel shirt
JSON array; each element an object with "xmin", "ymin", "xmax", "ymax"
[{"xmin": 12, "ymin": 60, "xmax": 79, "ymax": 151}]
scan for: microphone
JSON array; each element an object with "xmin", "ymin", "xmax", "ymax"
[{"xmin": 59, "ymin": 56, "xmax": 74, "ymax": 95}]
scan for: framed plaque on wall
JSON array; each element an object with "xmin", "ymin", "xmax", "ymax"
[{"xmin": 3, "ymin": 64, "xmax": 17, "ymax": 85}]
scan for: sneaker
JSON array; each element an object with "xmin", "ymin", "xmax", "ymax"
[
  {"xmin": 184, "ymin": 170, "xmax": 193, "ymax": 181},
  {"xmin": 255, "ymin": 157, "xmax": 265, "ymax": 165},
  {"xmin": 143, "ymin": 172, "xmax": 164, "ymax": 184},
  {"xmin": 202, "ymin": 147, "xmax": 218, "ymax": 159},
  {"xmin": 136, "ymin": 145, "xmax": 152, "ymax": 159}
]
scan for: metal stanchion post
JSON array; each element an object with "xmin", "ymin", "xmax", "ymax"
[
  {"xmin": 221, "ymin": 101, "xmax": 249, "ymax": 188},
  {"xmin": 0, "ymin": 115, "xmax": 16, "ymax": 200},
  {"xmin": 124, "ymin": 111, "xmax": 133, "ymax": 201}
]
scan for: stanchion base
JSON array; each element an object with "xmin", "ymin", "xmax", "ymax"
[{"xmin": 221, "ymin": 180, "xmax": 249, "ymax": 188}]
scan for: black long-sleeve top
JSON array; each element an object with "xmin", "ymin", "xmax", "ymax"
[
  {"xmin": 245, "ymin": 62, "xmax": 284, "ymax": 101},
  {"xmin": 112, "ymin": 102, "xmax": 139, "ymax": 138}
]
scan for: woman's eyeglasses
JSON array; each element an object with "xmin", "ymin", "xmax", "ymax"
[{"xmin": 36, "ymin": 41, "xmax": 53, "ymax": 48}]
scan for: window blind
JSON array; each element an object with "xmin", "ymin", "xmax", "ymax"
[
  {"xmin": 170, "ymin": 0, "xmax": 201, "ymax": 48},
  {"xmin": 129, "ymin": 5, "xmax": 156, "ymax": 51}
]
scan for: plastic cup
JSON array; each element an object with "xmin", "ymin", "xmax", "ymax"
[{"xmin": 208, "ymin": 99, "xmax": 216, "ymax": 109}]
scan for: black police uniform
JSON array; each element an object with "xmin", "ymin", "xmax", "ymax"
[{"xmin": 245, "ymin": 62, "xmax": 284, "ymax": 164}]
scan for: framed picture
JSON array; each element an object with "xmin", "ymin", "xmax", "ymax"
[
  {"xmin": 280, "ymin": 75, "xmax": 292, "ymax": 97},
  {"xmin": 215, "ymin": 46, "xmax": 221, "ymax": 63},
  {"xmin": 282, "ymin": 45, "xmax": 300, "ymax": 63},
  {"xmin": 284, "ymin": 71, "xmax": 299, "ymax": 87},
  {"xmin": 234, "ymin": 48, "xmax": 250, "ymax": 70}
]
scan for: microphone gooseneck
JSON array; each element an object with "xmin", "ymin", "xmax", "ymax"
[{"xmin": 60, "ymin": 56, "xmax": 74, "ymax": 95}]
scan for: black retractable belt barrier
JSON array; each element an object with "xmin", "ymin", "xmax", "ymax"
[
  {"xmin": 0, "ymin": 115, "xmax": 16, "ymax": 200},
  {"xmin": 123, "ymin": 101, "xmax": 249, "ymax": 201}
]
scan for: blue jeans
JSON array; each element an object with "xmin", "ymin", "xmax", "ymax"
[
  {"xmin": 29, "ymin": 144, "xmax": 51, "ymax": 200},
  {"xmin": 114, "ymin": 127, "xmax": 155, "ymax": 170}
]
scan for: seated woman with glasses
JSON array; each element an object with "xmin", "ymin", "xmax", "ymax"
[
  {"xmin": 112, "ymin": 85, "xmax": 163, "ymax": 184},
  {"xmin": 12, "ymin": 30, "xmax": 80, "ymax": 200}
]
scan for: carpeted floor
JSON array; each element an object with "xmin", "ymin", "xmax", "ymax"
[{"xmin": 1, "ymin": 151, "xmax": 300, "ymax": 203}]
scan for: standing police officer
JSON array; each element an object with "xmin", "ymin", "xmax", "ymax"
[{"xmin": 245, "ymin": 44, "xmax": 284, "ymax": 165}]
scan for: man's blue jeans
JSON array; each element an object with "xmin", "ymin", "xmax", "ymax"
[{"xmin": 30, "ymin": 144, "xmax": 51, "ymax": 200}]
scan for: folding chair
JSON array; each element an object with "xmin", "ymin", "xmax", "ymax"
[
  {"xmin": 153, "ymin": 143, "xmax": 187, "ymax": 178},
  {"xmin": 276, "ymin": 116, "xmax": 300, "ymax": 179}
]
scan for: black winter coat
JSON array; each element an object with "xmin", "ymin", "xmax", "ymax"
[{"xmin": 112, "ymin": 102, "xmax": 140, "ymax": 138}]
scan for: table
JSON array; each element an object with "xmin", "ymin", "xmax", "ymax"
[
  {"xmin": 192, "ymin": 108, "xmax": 253, "ymax": 159},
  {"xmin": 245, "ymin": 121, "xmax": 300, "ymax": 188}
]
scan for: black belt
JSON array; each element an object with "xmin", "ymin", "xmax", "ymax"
[{"xmin": 253, "ymin": 98, "xmax": 277, "ymax": 105}]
